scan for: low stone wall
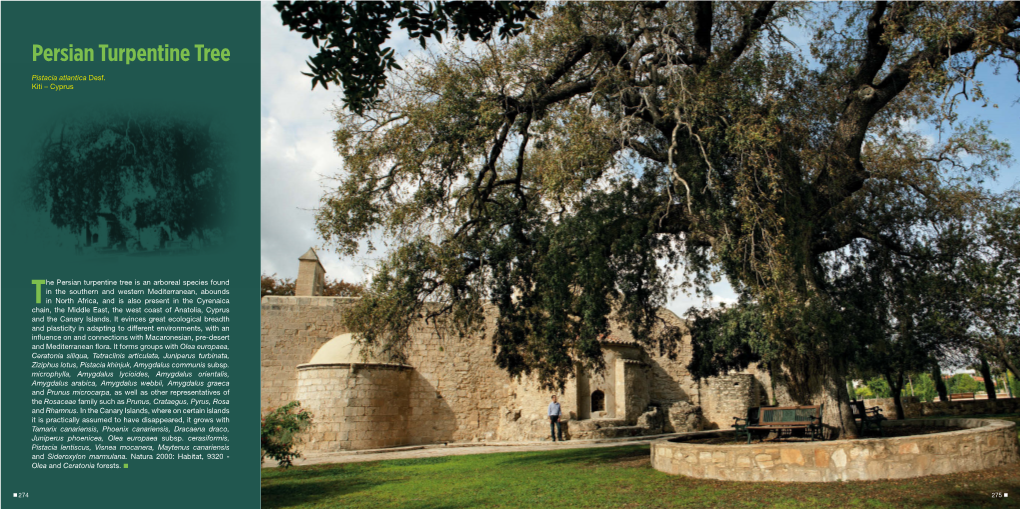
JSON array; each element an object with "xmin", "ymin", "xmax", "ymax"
[
  {"xmin": 862, "ymin": 396, "xmax": 1020, "ymax": 420},
  {"xmin": 651, "ymin": 418, "xmax": 1019, "ymax": 482}
]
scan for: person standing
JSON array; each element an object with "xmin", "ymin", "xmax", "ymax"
[{"xmin": 548, "ymin": 394, "xmax": 564, "ymax": 442}]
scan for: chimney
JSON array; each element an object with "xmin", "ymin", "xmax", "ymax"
[{"xmin": 296, "ymin": 248, "xmax": 326, "ymax": 296}]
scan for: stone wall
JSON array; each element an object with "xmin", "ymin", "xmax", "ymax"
[
  {"xmin": 295, "ymin": 364, "xmax": 412, "ymax": 452},
  {"xmin": 621, "ymin": 359, "xmax": 651, "ymax": 423},
  {"xmin": 261, "ymin": 297, "xmax": 355, "ymax": 412},
  {"xmin": 584, "ymin": 348, "xmax": 624, "ymax": 419},
  {"xmin": 642, "ymin": 317, "xmax": 700, "ymax": 407},
  {"xmin": 262, "ymin": 297, "xmax": 513, "ymax": 446},
  {"xmin": 652, "ymin": 418, "xmax": 1020, "ymax": 482},
  {"xmin": 402, "ymin": 318, "xmax": 510, "ymax": 444},
  {"xmin": 698, "ymin": 374, "xmax": 767, "ymax": 429},
  {"xmin": 862, "ymin": 396, "xmax": 1020, "ymax": 420},
  {"xmin": 497, "ymin": 378, "xmax": 575, "ymax": 442},
  {"xmin": 263, "ymin": 293, "xmax": 774, "ymax": 449}
]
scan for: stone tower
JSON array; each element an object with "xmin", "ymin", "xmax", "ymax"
[{"xmin": 295, "ymin": 247, "xmax": 326, "ymax": 296}]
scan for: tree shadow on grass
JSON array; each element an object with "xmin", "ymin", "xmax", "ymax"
[
  {"xmin": 857, "ymin": 470, "xmax": 1020, "ymax": 509},
  {"xmin": 262, "ymin": 458, "xmax": 494, "ymax": 509},
  {"xmin": 925, "ymin": 487, "xmax": 1020, "ymax": 509},
  {"xmin": 653, "ymin": 465, "xmax": 1020, "ymax": 509},
  {"xmin": 492, "ymin": 445, "xmax": 651, "ymax": 469},
  {"xmin": 261, "ymin": 463, "xmax": 385, "ymax": 509}
]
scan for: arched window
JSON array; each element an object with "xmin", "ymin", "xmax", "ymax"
[{"xmin": 591, "ymin": 390, "xmax": 605, "ymax": 412}]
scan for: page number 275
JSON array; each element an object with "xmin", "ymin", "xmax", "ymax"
[{"xmin": 992, "ymin": 492, "xmax": 1009, "ymax": 498}]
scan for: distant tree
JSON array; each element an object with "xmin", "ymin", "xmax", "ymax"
[
  {"xmin": 947, "ymin": 373, "xmax": 983, "ymax": 396},
  {"xmin": 1007, "ymin": 371, "xmax": 1020, "ymax": 399},
  {"xmin": 833, "ymin": 228, "xmax": 969, "ymax": 419},
  {"xmin": 911, "ymin": 373, "xmax": 938, "ymax": 403},
  {"xmin": 855, "ymin": 386, "xmax": 875, "ymax": 400},
  {"xmin": 261, "ymin": 273, "xmax": 296, "ymax": 298},
  {"xmin": 687, "ymin": 299, "xmax": 771, "ymax": 381},
  {"xmin": 275, "ymin": 0, "xmax": 538, "ymax": 114},
  {"xmin": 864, "ymin": 377, "xmax": 892, "ymax": 399},
  {"xmin": 260, "ymin": 272, "xmax": 365, "ymax": 298},
  {"xmin": 322, "ymin": 278, "xmax": 366, "ymax": 297}
]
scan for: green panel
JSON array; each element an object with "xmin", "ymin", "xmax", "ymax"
[
  {"xmin": 761, "ymin": 407, "xmax": 817, "ymax": 423},
  {"xmin": 1, "ymin": 3, "xmax": 259, "ymax": 508}
]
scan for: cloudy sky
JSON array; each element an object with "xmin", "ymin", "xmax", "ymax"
[{"xmin": 260, "ymin": 3, "xmax": 1019, "ymax": 317}]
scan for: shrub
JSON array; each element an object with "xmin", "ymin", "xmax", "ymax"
[
  {"xmin": 261, "ymin": 401, "xmax": 312, "ymax": 468},
  {"xmin": 865, "ymin": 377, "xmax": 893, "ymax": 398},
  {"xmin": 854, "ymin": 386, "xmax": 874, "ymax": 400},
  {"xmin": 947, "ymin": 373, "xmax": 983, "ymax": 395},
  {"xmin": 911, "ymin": 373, "xmax": 938, "ymax": 402}
]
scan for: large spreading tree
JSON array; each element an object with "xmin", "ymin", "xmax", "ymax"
[{"xmin": 295, "ymin": 2, "xmax": 1020, "ymax": 437}]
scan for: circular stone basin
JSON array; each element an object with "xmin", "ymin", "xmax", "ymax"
[{"xmin": 651, "ymin": 418, "xmax": 1019, "ymax": 482}]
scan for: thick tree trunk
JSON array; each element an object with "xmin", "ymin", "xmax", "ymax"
[
  {"xmin": 932, "ymin": 363, "xmax": 949, "ymax": 402},
  {"xmin": 885, "ymin": 371, "xmax": 905, "ymax": 420},
  {"xmin": 1005, "ymin": 366, "xmax": 1015, "ymax": 398},
  {"xmin": 982, "ymin": 332, "xmax": 1020, "ymax": 382},
  {"xmin": 980, "ymin": 354, "xmax": 997, "ymax": 400},
  {"xmin": 1003, "ymin": 356, "xmax": 1020, "ymax": 383},
  {"xmin": 988, "ymin": 347, "xmax": 1020, "ymax": 388},
  {"xmin": 772, "ymin": 354, "xmax": 858, "ymax": 439}
]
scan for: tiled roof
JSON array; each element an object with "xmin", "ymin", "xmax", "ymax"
[{"xmin": 599, "ymin": 334, "xmax": 638, "ymax": 345}]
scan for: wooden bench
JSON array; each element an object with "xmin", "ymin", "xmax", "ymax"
[
  {"xmin": 949, "ymin": 392, "xmax": 976, "ymax": 400},
  {"xmin": 850, "ymin": 400, "xmax": 886, "ymax": 436},
  {"xmin": 734, "ymin": 406, "xmax": 823, "ymax": 443}
]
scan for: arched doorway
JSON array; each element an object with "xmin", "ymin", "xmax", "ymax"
[{"xmin": 591, "ymin": 390, "xmax": 605, "ymax": 413}]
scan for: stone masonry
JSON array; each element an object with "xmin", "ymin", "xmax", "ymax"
[
  {"xmin": 261, "ymin": 248, "xmax": 775, "ymax": 451},
  {"xmin": 652, "ymin": 418, "xmax": 1020, "ymax": 482},
  {"xmin": 861, "ymin": 396, "xmax": 1020, "ymax": 420},
  {"xmin": 699, "ymin": 374, "xmax": 769, "ymax": 429},
  {"xmin": 296, "ymin": 364, "xmax": 413, "ymax": 451}
]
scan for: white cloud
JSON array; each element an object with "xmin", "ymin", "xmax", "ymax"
[{"xmin": 261, "ymin": 3, "xmax": 361, "ymax": 282}]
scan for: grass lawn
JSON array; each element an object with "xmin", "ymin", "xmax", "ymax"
[{"xmin": 262, "ymin": 414, "xmax": 1020, "ymax": 509}]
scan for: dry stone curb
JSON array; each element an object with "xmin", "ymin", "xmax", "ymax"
[{"xmin": 651, "ymin": 418, "xmax": 1020, "ymax": 482}]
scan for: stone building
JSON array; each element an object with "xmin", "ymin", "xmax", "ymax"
[{"xmin": 261, "ymin": 248, "xmax": 771, "ymax": 452}]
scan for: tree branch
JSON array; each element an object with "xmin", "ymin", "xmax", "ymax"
[
  {"xmin": 720, "ymin": 1, "xmax": 777, "ymax": 67},
  {"xmin": 814, "ymin": 1, "xmax": 1020, "ymax": 220},
  {"xmin": 691, "ymin": 2, "xmax": 713, "ymax": 69}
]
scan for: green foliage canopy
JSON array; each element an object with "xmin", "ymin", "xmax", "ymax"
[
  {"xmin": 312, "ymin": 2, "xmax": 1020, "ymax": 408},
  {"xmin": 946, "ymin": 373, "xmax": 984, "ymax": 395},
  {"xmin": 276, "ymin": 0, "xmax": 538, "ymax": 114}
]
